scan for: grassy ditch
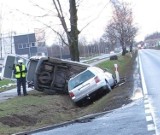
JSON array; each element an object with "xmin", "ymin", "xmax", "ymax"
[
  {"xmin": 97, "ymin": 54, "xmax": 132, "ymax": 75},
  {"xmin": 0, "ymin": 79, "xmax": 16, "ymax": 93},
  {"xmin": 0, "ymin": 52, "xmax": 137, "ymax": 135}
]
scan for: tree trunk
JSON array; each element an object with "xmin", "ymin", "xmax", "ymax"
[
  {"xmin": 69, "ymin": 0, "xmax": 80, "ymax": 61},
  {"xmin": 68, "ymin": 32, "xmax": 79, "ymax": 61},
  {"xmin": 121, "ymin": 41, "xmax": 126, "ymax": 56},
  {"xmin": 122, "ymin": 46, "xmax": 126, "ymax": 56},
  {"xmin": 129, "ymin": 44, "xmax": 132, "ymax": 52}
]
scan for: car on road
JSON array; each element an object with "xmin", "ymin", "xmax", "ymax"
[
  {"xmin": 110, "ymin": 51, "xmax": 118, "ymax": 60},
  {"xmin": 68, "ymin": 66, "xmax": 116, "ymax": 105}
]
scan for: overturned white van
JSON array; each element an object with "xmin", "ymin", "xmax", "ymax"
[
  {"xmin": 3, "ymin": 55, "xmax": 89, "ymax": 94},
  {"xmin": 32, "ymin": 57, "xmax": 89, "ymax": 94}
]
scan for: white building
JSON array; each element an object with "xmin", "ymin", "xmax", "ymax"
[{"xmin": 0, "ymin": 32, "xmax": 15, "ymax": 59}]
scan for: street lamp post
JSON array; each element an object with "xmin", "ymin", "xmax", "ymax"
[
  {"xmin": 0, "ymin": 34, "xmax": 2, "ymax": 59},
  {"xmin": 27, "ymin": 34, "xmax": 31, "ymax": 58},
  {"xmin": 59, "ymin": 45, "xmax": 62, "ymax": 59}
]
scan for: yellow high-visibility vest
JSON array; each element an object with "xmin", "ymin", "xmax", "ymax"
[{"xmin": 15, "ymin": 64, "xmax": 26, "ymax": 78}]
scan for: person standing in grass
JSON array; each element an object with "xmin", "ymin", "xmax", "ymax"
[{"xmin": 14, "ymin": 59, "xmax": 28, "ymax": 96}]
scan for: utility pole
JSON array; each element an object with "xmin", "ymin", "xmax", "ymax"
[
  {"xmin": 10, "ymin": 32, "xmax": 13, "ymax": 54},
  {"xmin": 0, "ymin": 34, "xmax": 2, "ymax": 59},
  {"xmin": 0, "ymin": 7, "xmax": 2, "ymax": 59}
]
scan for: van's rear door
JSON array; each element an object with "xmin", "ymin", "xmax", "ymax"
[
  {"xmin": 26, "ymin": 57, "xmax": 40, "ymax": 87},
  {"xmin": 2, "ymin": 55, "xmax": 28, "ymax": 79}
]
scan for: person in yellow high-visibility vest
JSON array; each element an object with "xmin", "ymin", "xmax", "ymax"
[{"xmin": 14, "ymin": 59, "xmax": 27, "ymax": 96}]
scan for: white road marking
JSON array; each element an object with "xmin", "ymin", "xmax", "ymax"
[
  {"xmin": 144, "ymin": 104, "xmax": 150, "ymax": 109},
  {"xmin": 144, "ymin": 95, "xmax": 148, "ymax": 99},
  {"xmin": 138, "ymin": 54, "xmax": 148, "ymax": 95},
  {"xmin": 147, "ymin": 124, "xmax": 155, "ymax": 131},
  {"xmin": 145, "ymin": 109, "xmax": 151, "ymax": 114},
  {"xmin": 144, "ymin": 99, "xmax": 149, "ymax": 104},
  {"xmin": 138, "ymin": 53, "xmax": 157, "ymax": 134},
  {"xmin": 146, "ymin": 115, "xmax": 153, "ymax": 122}
]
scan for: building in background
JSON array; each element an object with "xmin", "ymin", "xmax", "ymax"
[
  {"xmin": 13, "ymin": 33, "xmax": 37, "ymax": 58},
  {"xmin": 13, "ymin": 32, "xmax": 48, "ymax": 58}
]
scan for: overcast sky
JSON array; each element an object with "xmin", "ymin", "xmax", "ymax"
[
  {"xmin": 1, "ymin": 0, "xmax": 160, "ymax": 44},
  {"xmin": 132, "ymin": 0, "xmax": 160, "ymax": 41}
]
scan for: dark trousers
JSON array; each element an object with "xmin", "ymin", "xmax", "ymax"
[{"xmin": 17, "ymin": 78, "xmax": 27, "ymax": 96}]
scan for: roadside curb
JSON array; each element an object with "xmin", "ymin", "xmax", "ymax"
[{"xmin": 13, "ymin": 110, "xmax": 113, "ymax": 135}]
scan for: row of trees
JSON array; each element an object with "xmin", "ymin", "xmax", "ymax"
[
  {"xmin": 145, "ymin": 32, "xmax": 160, "ymax": 40},
  {"xmin": 47, "ymin": 39, "xmax": 114, "ymax": 59},
  {"xmin": 52, "ymin": 0, "xmax": 138, "ymax": 61},
  {"xmin": 1, "ymin": 0, "xmax": 138, "ymax": 61},
  {"xmin": 102, "ymin": 1, "xmax": 138, "ymax": 55}
]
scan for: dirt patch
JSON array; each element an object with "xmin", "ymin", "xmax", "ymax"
[
  {"xmin": 103, "ymin": 81, "xmax": 134, "ymax": 112},
  {"xmin": 102, "ymin": 54, "xmax": 136, "ymax": 111},
  {"xmin": 106, "ymin": 71, "xmax": 135, "ymax": 110},
  {"xmin": 0, "ymin": 114, "xmax": 37, "ymax": 127}
]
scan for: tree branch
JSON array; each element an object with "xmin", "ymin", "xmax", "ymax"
[{"xmin": 52, "ymin": 0, "xmax": 68, "ymax": 34}]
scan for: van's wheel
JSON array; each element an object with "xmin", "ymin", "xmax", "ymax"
[{"xmin": 38, "ymin": 71, "xmax": 51, "ymax": 84}]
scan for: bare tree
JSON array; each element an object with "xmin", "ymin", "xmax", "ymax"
[
  {"xmin": 52, "ymin": 0, "xmax": 80, "ymax": 61},
  {"xmin": 103, "ymin": 21, "xmax": 117, "ymax": 51},
  {"xmin": 104, "ymin": 1, "xmax": 138, "ymax": 55}
]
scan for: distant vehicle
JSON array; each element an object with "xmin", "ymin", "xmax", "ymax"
[
  {"xmin": 110, "ymin": 51, "xmax": 118, "ymax": 60},
  {"xmin": 32, "ymin": 56, "xmax": 90, "ymax": 94},
  {"xmin": 68, "ymin": 66, "xmax": 116, "ymax": 105},
  {"xmin": 137, "ymin": 44, "xmax": 145, "ymax": 49},
  {"xmin": 110, "ymin": 51, "xmax": 115, "ymax": 54}
]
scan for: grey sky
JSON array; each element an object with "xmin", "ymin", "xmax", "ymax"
[{"xmin": 1, "ymin": 0, "xmax": 160, "ymax": 44}]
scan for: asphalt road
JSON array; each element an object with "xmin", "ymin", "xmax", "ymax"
[
  {"xmin": 0, "ymin": 87, "xmax": 33, "ymax": 103},
  {"xmin": 139, "ymin": 49, "xmax": 160, "ymax": 135}
]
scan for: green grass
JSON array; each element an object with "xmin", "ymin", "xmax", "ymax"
[
  {"xmin": 0, "ymin": 79, "xmax": 15, "ymax": 87},
  {"xmin": 0, "ymin": 79, "xmax": 16, "ymax": 92},
  {"xmin": 0, "ymin": 95, "xmax": 48, "ymax": 117},
  {"xmin": 96, "ymin": 54, "xmax": 131, "ymax": 75}
]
